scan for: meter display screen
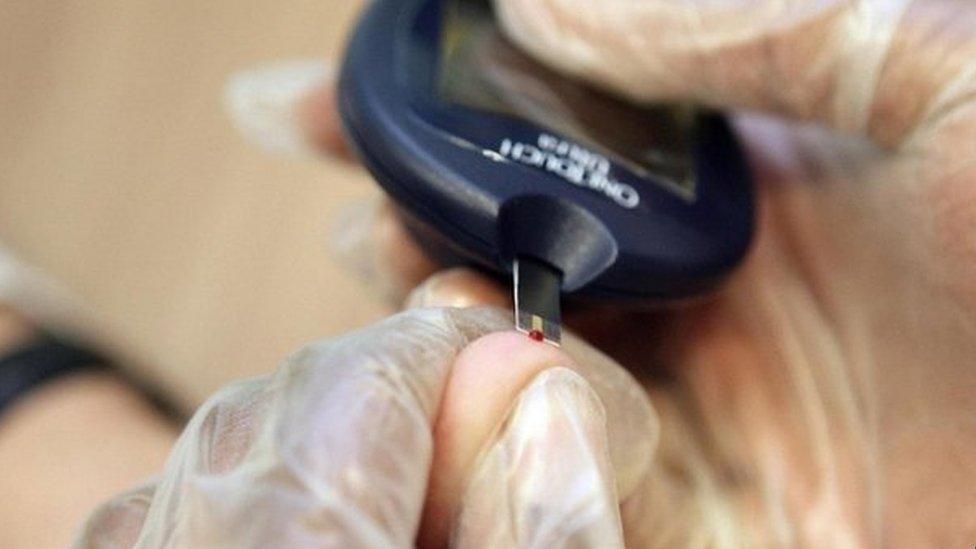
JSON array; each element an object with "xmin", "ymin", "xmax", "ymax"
[{"xmin": 437, "ymin": 0, "xmax": 696, "ymax": 194}]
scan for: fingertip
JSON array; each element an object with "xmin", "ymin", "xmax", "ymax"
[{"xmin": 444, "ymin": 332, "xmax": 574, "ymax": 411}]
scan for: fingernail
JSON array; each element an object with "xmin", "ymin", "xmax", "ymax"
[
  {"xmin": 455, "ymin": 368, "xmax": 624, "ymax": 547},
  {"xmin": 224, "ymin": 60, "xmax": 334, "ymax": 158}
]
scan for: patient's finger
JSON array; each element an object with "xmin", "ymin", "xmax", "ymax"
[{"xmin": 420, "ymin": 330, "xmax": 657, "ymax": 547}]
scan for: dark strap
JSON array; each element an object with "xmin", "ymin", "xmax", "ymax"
[{"xmin": 0, "ymin": 338, "xmax": 105, "ymax": 417}]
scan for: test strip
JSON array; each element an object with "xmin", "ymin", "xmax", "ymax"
[{"xmin": 513, "ymin": 257, "xmax": 562, "ymax": 346}]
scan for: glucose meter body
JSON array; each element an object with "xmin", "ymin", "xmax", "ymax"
[{"xmin": 338, "ymin": 0, "xmax": 754, "ymax": 307}]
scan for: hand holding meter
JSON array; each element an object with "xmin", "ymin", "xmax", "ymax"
[{"xmin": 338, "ymin": 0, "xmax": 754, "ymax": 344}]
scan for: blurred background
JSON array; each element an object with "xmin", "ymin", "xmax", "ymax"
[{"xmin": 0, "ymin": 0, "xmax": 387, "ymax": 413}]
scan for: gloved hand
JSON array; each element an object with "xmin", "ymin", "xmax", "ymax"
[
  {"xmin": 74, "ymin": 305, "xmax": 657, "ymax": 548},
  {"xmin": 217, "ymin": 0, "xmax": 976, "ymax": 545}
]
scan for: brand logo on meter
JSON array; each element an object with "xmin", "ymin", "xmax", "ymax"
[{"xmin": 496, "ymin": 134, "xmax": 641, "ymax": 209}]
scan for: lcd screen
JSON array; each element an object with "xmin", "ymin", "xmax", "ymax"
[{"xmin": 438, "ymin": 0, "xmax": 696, "ymax": 195}]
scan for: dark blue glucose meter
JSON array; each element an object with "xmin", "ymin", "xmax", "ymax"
[{"xmin": 339, "ymin": 0, "xmax": 754, "ymax": 344}]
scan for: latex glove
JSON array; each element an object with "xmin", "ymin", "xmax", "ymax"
[
  {"xmin": 74, "ymin": 307, "xmax": 657, "ymax": 548},
  {"xmin": 222, "ymin": 0, "xmax": 976, "ymax": 544}
]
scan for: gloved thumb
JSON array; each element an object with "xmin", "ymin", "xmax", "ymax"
[
  {"xmin": 495, "ymin": 0, "xmax": 976, "ymax": 146},
  {"xmin": 454, "ymin": 367, "xmax": 624, "ymax": 548}
]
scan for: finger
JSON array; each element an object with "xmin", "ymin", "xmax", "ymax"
[
  {"xmin": 495, "ymin": 0, "xmax": 976, "ymax": 147},
  {"xmin": 139, "ymin": 308, "xmax": 510, "ymax": 548},
  {"xmin": 404, "ymin": 268, "xmax": 510, "ymax": 310},
  {"xmin": 421, "ymin": 330, "xmax": 657, "ymax": 547},
  {"xmin": 331, "ymin": 197, "xmax": 440, "ymax": 305},
  {"xmin": 73, "ymin": 481, "xmax": 157, "ymax": 549},
  {"xmin": 224, "ymin": 59, "xmax": 354, "ymax": 160},
  {"xmin": 455, "ymin": 367, "xmax": 624, "ymax": 549}
]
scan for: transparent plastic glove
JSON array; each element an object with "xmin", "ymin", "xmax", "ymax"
[{"xmin": 74, "ymin": 306, "xmax": 657, "ymax": 548}]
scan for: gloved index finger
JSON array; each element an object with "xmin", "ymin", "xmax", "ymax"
[
  {"xmin": 257, "ymin": 307, "xmax": 509, "ymax": 547},
  {"xmin": 142, "ymin": 307, "xmax": 508, "ymax": 548}
]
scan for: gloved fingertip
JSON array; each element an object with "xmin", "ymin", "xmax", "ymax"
[
  {"xmin": 494, "ymin": 367, "xmax": 611, "ymax": 464},
  {"xmin": 454, "ymin": 367, "xmax": 624, "ymax": 547},
  {"xmin": 223, "ymin": 59, "xmax": 336, "ymax": 159},
  {"xmin": 404, "ymin": 268, "xmax": 510, "ymax": 310}
]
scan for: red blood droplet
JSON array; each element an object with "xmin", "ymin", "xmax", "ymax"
[{"xmin": 527, "ymin": 329, "xmax": 545, "ymax": 342}]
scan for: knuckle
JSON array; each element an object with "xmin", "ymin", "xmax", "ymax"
[
  {"xmin": 75, "ymin": 482, "xmax": 156, "ymax": 547},
  {"xmin": 186, "ymin": 376, "xmax": 270, "ymax": 475}
]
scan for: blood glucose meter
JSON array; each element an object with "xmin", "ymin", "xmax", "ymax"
[{"xmin": 338, "ymin": 0, "xmax": 754, "ymax": 341}]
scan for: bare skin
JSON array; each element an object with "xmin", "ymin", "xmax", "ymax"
[{"xmin": 0, "ymin": 308, "xmax": 177, "ymax": 548}]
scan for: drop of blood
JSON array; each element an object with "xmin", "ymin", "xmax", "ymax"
[{"xmin": 527, "ymin": 329, "xmax": 545, "ymax": 342}]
